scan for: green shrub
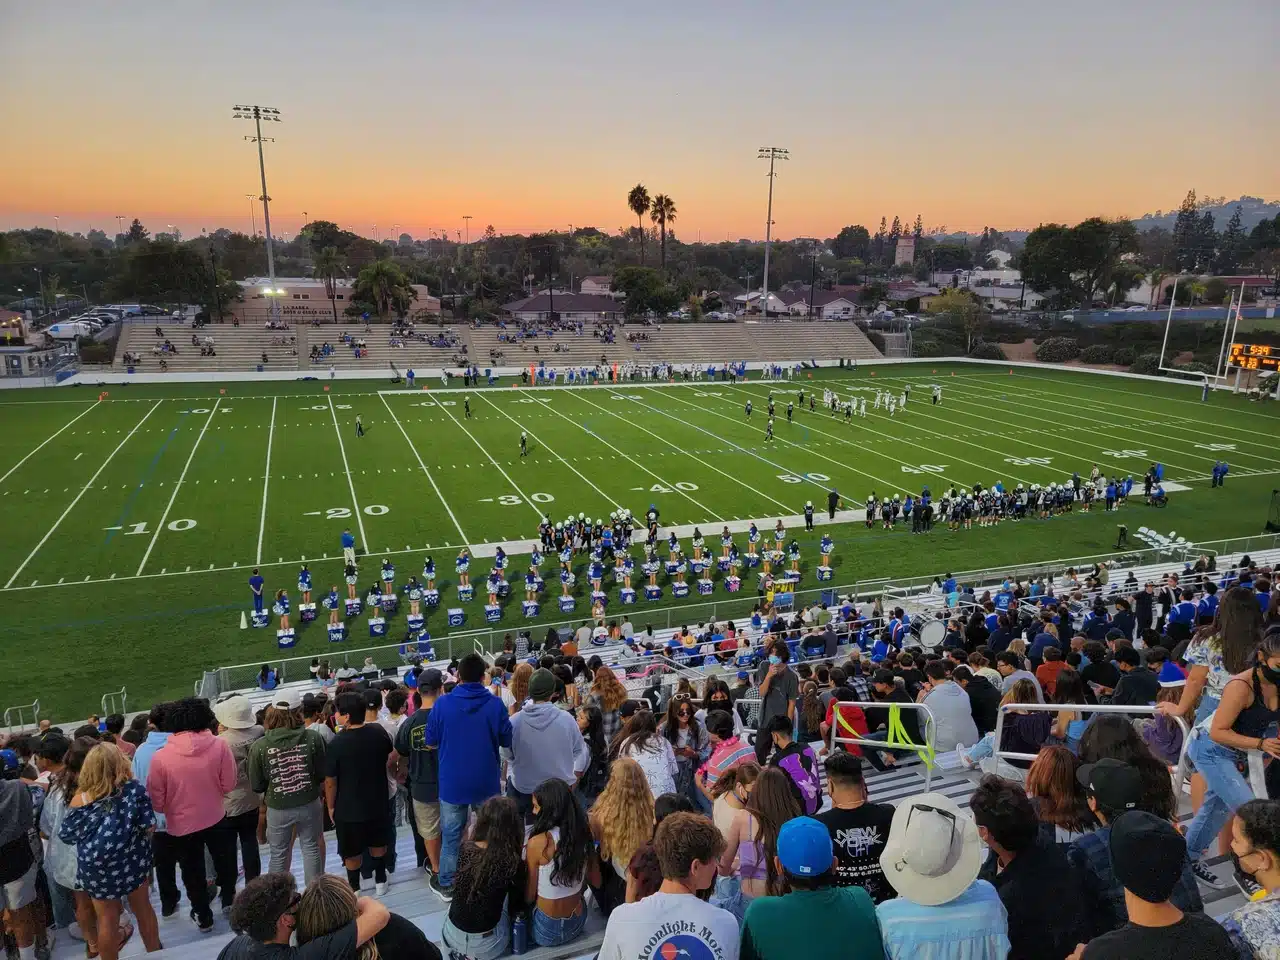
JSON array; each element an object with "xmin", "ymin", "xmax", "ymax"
[
  {"xmin": 1034, "ymin": 337, "xmax": 1081, "ymax": 363},
  {"xmin": 866, "ymin": 331, "xmax": 886, "ymax": 353},
  {"xmin": 1079, "ymin": 344, "xmax": 1113, "ymax": 364},
  {"xmin": 967, "ymin": 340, "xmax": 1005, "ymax": 360},
  {"xmin": 912, "ymin": 338, "xmax": 945, "ymax": 358},
  {"xmin": 78, "ymin": 342, "xmax": 113, "ymax": 364},
  {"xmin": 1112, "ymin": 346, "xmax": 1136, "ymax": 366},
  {"xmin": 1129, "ymin": 352, "xmax": 1162, "ymax": 376},
  {"xmin": 1168, "ymin": 361, "xmax": 1214, "ymax": 380}
]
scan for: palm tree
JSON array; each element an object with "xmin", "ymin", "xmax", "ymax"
[
  {"xmin": 627, "ymin": 184, "xmax": 651, "ymax": 265},
  {"xmin": 312, "ymin": 246, "xmax": 345, "ymax": 324},
  {"xmin": 649, "ymin": 194, "xmax": 677, "ymax": 273},
  {"xmin": 354, "ymin": 260, "xmax": 416, "ymax": 323},
  {"xmin": 1147, "ymin": 267, "xmax": 1168, "ymax": 308}
]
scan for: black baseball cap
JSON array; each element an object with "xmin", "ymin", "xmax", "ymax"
[
  {"xmin": 419, "ymin": 668, "xmax": 444, "ymax": 692},
  {"xmin": 1076, "ymin": 758, "xmax": 1142, "ymax": 813},
  {"xmin": 1109, "ymin": 810, "xmax": 1187, "ymax": 903}
]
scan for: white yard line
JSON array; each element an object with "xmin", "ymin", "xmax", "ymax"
[
  {"xmin": 5, "ymin": 401, "xmax": 163, "ymax": 588},
  {"xmin": 432, "ymin": 394, "xmax": 544, "ymax": 523},
  {"xmin": 475, "ymin": 392, "xmax": 628, "ymax": 515},
  {"xmin": 255, "ymin": 397, "xmax": 277, "ymax": 565},
  {"xmin": 135, "ymin": 399, "xmax": 221, "ymax": 576},
  {"xmin": 644, "ymin": 387, "xmax": 914, "ymax": 497},
  {"xmin": 1009, "ymin": 370, "xmax": 1280, "ymax": 424},
  {"xmin": 0, "ymin": 402, "xmax": 100, "ymax": 487},
  {"xmin": 328, "ymin": 395, "xmax": 369, "ymax": 550},
  {"xmin": 379, "ymin": 393, "xmax": 469, "ymax": 543},
  {"xmin": 566, "ymin": 391, "xmax": 792, "ymax": 515}
]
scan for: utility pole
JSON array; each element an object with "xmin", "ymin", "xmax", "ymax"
[
  {"xmin": 808, "ymin": 254, "xmax": 818, "ymax": 320},
  {"xmin": 233, "ymin": 104, "xmax": 282, "ymax": 320},
  {"xmin": 757, "ymin": 147, "xmax": 788, "ymax": 319},
  {"xmin": 462, "ymin": 216, "xmax": 473, "ymax": 244}
]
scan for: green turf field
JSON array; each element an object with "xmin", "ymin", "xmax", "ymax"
[{"xmin": 3, "ymin": 362, "xmax": 1279, "ymax": 722}]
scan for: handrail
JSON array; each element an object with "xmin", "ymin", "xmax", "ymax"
[
  {"xmin": 100, "ymin": 687, "xmax": 127, "ymax": 717},
  {"xmin": 829, "ymin": 700, "xmax": 938, "ymax": 791},
  {"xmin": 990, "ymin": 702, "xmax": 1192, "ymax": 797},
  {"xmin": 3, "ymin": 699, "xmax": 40, "ymax": 733}
]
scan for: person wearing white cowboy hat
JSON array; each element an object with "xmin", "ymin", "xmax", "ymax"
[
  {"xmin": 214, "ymin": 695, "xmax": 266, "ymax": 903},
  {"xmin": 875, "ymin": 792, "xmax": 1010, "ymax": 959}
]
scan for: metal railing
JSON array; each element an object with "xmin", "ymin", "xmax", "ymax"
[
  {"xmin": 100, "ymin": 687, "xmax": 127, "ymax": 717},
  {"xmin": 990, "ymin": 702, "xmax": 1192, "ymax": 797},
  {"xmin": 3, "ymin": 700, "xmax": 40, "ymax": 733},
  {"xmin": 829, "ymin": 700, "xmax": 938, "ymax": 791}
]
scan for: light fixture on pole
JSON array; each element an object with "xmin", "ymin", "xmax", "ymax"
[
  {"xmin": 244, "ymin": 195, "xmax": 258, "ymax": 236},
  {"xmin": 115, "ymin": 215, "xmax": 124, "ymax": 239},
  {"xmin": 757, "ymin": 146, "xmax": 788, "ymax": 318},
  {"xmin": 233, "ymin": 104, "xmax": 282, "ymax": 320},
  {"xmin": 392, "ymin": 223, "xmax": 400, "ymax": 244},
  {"xmin": 462, "ymin": 215, "xmax": 472, "ymax": 244}
]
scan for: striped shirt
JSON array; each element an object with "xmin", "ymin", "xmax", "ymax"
[{"xmin": 699, "ymin": 736, "xmax": 755, "ymax": 788}]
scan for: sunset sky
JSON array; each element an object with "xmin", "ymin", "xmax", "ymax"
[{"xmin": 3, "ymin": 0, "xmax": 1277, "ymax": 242}]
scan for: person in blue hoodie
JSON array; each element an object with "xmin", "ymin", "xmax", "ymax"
[
  {"xmin": 425, "ymin": 653, "xmax": 513, "ymax": 897},
  {"xmin": 504, "ymin": 668, "xmax": 590, "ymax": 822},
  {"xmin": 131, "ymin": 701, "xmax": 180, "ymax": 917}
]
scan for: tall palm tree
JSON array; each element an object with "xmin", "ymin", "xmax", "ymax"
[
  {"xmin": 627, "ymin": 184, "xmax": 651, "ymax": 265},
  {"xmin": 312, "ymin": 246, "xmax": 345, "ymax": 324},
  {"xmin": 649, "ymin": 194, "xmax": 677, "ymax": 272},
  {"xmin": 1147, "ymin": 267, "xmax": 1168, "ymax": 308},
  {"xmin": 355, "ymin": 260, "xmax": 416, "ymax": 323}
]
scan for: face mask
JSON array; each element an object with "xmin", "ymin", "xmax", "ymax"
[
  {"xmin": 1261, "ymin": 662, "xmax": 1280, "ymax": 687},
  {"xmin": 768, "ymin": 655, "xmax": 782, "ymax": 666}
]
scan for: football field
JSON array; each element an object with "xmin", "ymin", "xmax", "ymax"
[{"xmin": 3, "ymin": 362, "xmax": 1279, "ymax": 720}]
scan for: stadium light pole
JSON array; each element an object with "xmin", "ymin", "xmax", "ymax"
[
  {"xmin": 757, "ymin": 147, "xmax": 788, "ymax": 318},
  {"xmin": 233, "ymin": 104, "xmax": 282, "ymax": 320},
  {"xmin": 115, "ymin": 215, "xmax": 124, "ymax": 240},
  {"xmin": 462, "ymin": 215, "xmax": 472, "ymax": 244}
]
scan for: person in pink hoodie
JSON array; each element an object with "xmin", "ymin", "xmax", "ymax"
[{"xmin": 145, "ymin": 697, "xmax": 237, "ymax": 933}]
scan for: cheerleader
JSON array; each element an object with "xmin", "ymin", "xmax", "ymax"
[
  {"xmin": 456, "ymin": 548, "xmax": 471, "ymax": 588},
  {"xmin": 820, "ymin": 533, "xmax": 833, "ymax": 567},
  {"xmin": 747, "ymin": 522, "xmax": 760, "ymax": 561},
  {"xmin": 422, "ymin": 556, "xmax": 436, "ymax": 590},
  {"xmin": 297, "ymin": 564, "xmax": 313, "ymax": 604},
  {"xmin": 643, "ymin": 543, "xmax": 659, "ymax": 587},
  {"xmin": 487, "ymin": 569, "xmax": 503, "ymax": 605},
  {"xmin": 691, "ymin": 527, "xmax": 705, "ymax": 561},
  {"xmin": 728, "ymin": 541, "xmax": 741, "ymax": 575},
  {"xmin": 788, "ymin": 538, "xmax": 801, "ymax": 573},
  {"xmin": 323, "ymin": 585, "xmax": 341, "ymax": 625},
  {"xmin": 381, "ymin": 558, "xmax": 396, "ymax": 593},
  {"xmin": 667, "ymin": 531, "xmax": 680, "ymax": 562},
  {"xmin": 525, "ymin": 569, "xmax": 539, "ymax": 602},
  {"xmin": 365, "ymin": 582, "xmax": 381, "ymax": 608},
  {"xmin": 560, "ymin": 565, "xmax": 574, "ymax": 597},
  {"xmin": 674, "ymin": 551, "xmax": 688, "ymax": 584},
  {"xmin": 406, "ymin": 576, "xmax": 423, "ymax": 616},
  {"xmin": 773, "ymin": 520, "xmax": 785, "ymax": 552},
  {"xmin": 494, "ymin": 546, "xmax": 507, "ymax": 570},
  {"xmin": 530, "ymin": 543, "xmax": 543, "ymax": 570},
  {"xmin": 274, "ymin": 589, "xmax": 291, "ymax": 630},
  {"xmin": 589, "ymin": 559, "xmax": 604, "ymax": 594},
  {"xmin": 720, "ymin": 526, "xmax": 733, "ymax": 559},
  {"xmin": 591, "ymin": 596, "xmax": 605, "ymax": 621},
  {"xmin": 559, "ymin": 542, "xmax": 573, "ymax": 575},
  {"xmin": 622, "ymin": 552, "xmax": 635, "ymax": 589}
]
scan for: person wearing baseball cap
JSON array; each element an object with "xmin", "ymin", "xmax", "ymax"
[
  {"xmin": 740, "ymin": 815, "xmax": 883, "ymax": 959},
  {"xmin": 393, "ymin": 669, "xmax": 444, "ymax": 889},
  {"xmin": 505, "ymin": 668, "xmax": 589, "ymax": 822},
  {"xmin": 1065, "ymin": 758, "xmax": 1203, "ymax": 934},
  {"xmin": 1069, "ymin": 810, "xmax": 1233, "ymax": 959},
  {"xmin": 875, "ymin": 792, "xmax": 1009, "ymax": 959}
]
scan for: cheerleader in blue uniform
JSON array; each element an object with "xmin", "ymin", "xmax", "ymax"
[
  {"xmin": 422, "ymin": 556, "xmax": 436, "ymax": 590},
  {"xmin": 820, "ymin": 533, "xmax": 834, "ymax": 567},
  {"xmin": 560, "ymin": 564, "xmax": 574, "ymax": 597},
  {"xmin": 525, "ymin": 569, "xmax": 539, "ymax": 602},
  {"xmin": 494, "ymin": 546, "xmax": 507, "ymax": 570},
  {"xmin": 273, "ymin": 589, "xmax": 291, "ymax": 630},
  {"xmin": 381, "ymin": 558, "xmax": 396, "ymax": 593},
  {"xmin": 456, "ymin": 549, "xmax": 471, "ymax": 588},
  {"xmin": 622, "ymin": 553, "xmax": 636, "ymax": 589},
  {"xmin": 720, "ymin": 526, "xmax": 733, "ymax": 559},
  {"xmin": 530, "ymin": 544, "xmax": 543, "ymax": 570},
  {"xmin": 674, "ymin": 551, "xmax": 688, "ymax": 585},
  {"xmin": 788, "ymin": 538, "xmax": 802, "ymax": 574},
  {"xmin": 298, "ymin": 564, "xmax": 313, "ymax": 604},
  {"xmin": 747, "ymin": 522, "xmax": 760, "ymax": 562},
  {"xmin": 365, "ymin": 581, "xmax": 381, "ymax": 609},
  {"xmin": 406, "ymin": 576, "xmax": 424, "ymax": 616},
  {"xmin": 691, "ymin": 527, "xmax": 705, "ymax": 561},
  {"xmin": 344, "ymin": 563, "xmax": 359, "ymax": 600},
  {"xmin": 643, "ymin": 543, "xmax": 659, "ymax": 587},
  {"xmin": 487, "ymin": 569, "xmax": 503, "ymax": 605},
  {"xmin": 323, "ymin": 585, "xmax": 340, "ymax": 626},
  {"xmin": 559, "ymin": 543, "xmax": 573, "ymax": 576},
  {"xmin": 589, "ymin": 559, "xmax": 604, "ymax": 593},
  {"xmin": 728, "ymin": 542, "xmax": 741, "ymax": 576},
  {"xmin": 773, "ymin": 520, "xmax": 786, "ymax": 553},
  {"xmin": 667, "ymin": 531, "xmax": 680, "ymax": 562}
]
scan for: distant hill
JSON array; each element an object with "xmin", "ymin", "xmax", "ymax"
[{"xmin": 1131, "ymin": 195, "xmax": 1279, "ymax": 232}]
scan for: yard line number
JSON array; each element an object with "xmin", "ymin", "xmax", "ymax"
[
  {"xmin": 104, "ymin": 519, "xmax": 197, "ymax": 535},
  {"xmin": 303, "ymin": 404, "xmax": 351, "ymax": 411},
  {"xmin": 489, "ymin": 492, "xmax": 556, "ymax": 506},
  {"xmin": 178, "ymin": 408, "xmax": 233, "ymax": 414},
  {"xmin": 1100, "ymin": 449, "xmax": 1148, "ymax": 459},
  {"xmin": 648, "ymin": 482, "xmax": 699, "ymax": 493},
  {"xmin": 901, "ymin": 464, "xmax": 949, "ymax": 474},
  {"xmin": 307, "ymin": 505, "xmax": 390, "ymax": 519},
  {"xmin": 777, "ymin": 473, "xmax": 830, "ymax": 484},
  {"xmin": 1003, "ymin": 457, "xmax": 1053, "ymax": 466}
]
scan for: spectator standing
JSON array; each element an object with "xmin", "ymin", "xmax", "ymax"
[
  {"xmin": 524, "ymin": 779, "xmax": 601, "ymax": 948},
  {"xmin": 247, "ymin": 705, "xmax": 327, "ymax": 886},
  {"xmin": 425, "ymin": 653, "xmax": 514, "ymax": 898},
  {"xmin": 324, "ymin": 691, "xmax": 394, "ymax": 895},
  {"xmin": 920, "ymin": 661, "xmax": 980, "ymax": 752},
  {"xmin": 440, "ymin": 797, "xmax": 527, "ymax": 959},
  {"xmin": 588, "ymin": 757, "xmax": 655, "ymax": 915},
  {"xmin": 395, "ymin": 670, "xmax": 443, "ymax": 882},
  {"xmin": 717, "ymin": 766, "xmax": 803, "ymax": 917},
  {"xmin": 145, "ymin": 697, "xmax": 237, "ymax": 932},
  {"xmin": 301, "ymin": 696, "xmax": 335, "ymax": 745},
  {"xmin": 815, "ymin": 752, "xmax": 896, "ymax": 903},
  {"xmin": 505, "ymin": 668, "xmax": 590, "ymax": 820},
  {"xmin": 598, "ymin": 812, "xmax": 739, "ymax": 960},
  {"xmin": 58, "ymin": 743, "xmax": 163, "ymax": 960},
  {"xmin": 970, "ymin": 775, "xmax": 1091, "ymax": 960},
  {"xmin": 103, "ymin": 715, "xmax": 135, "ymax": 758},
  {"xmin": 616, "ymin": 710, "xmax": 680, "ymax": 799},
  {"xmin": 696, "ymin": 710, "xmax": 755, "ymax": 803},
  {"xmin": 0, "ymin": 749, "xmax": 43, "ymax": 960},
  {"xmin": 659, "ymin": 694, "xmax": 711, "ymax": 800},
  {"xmin": 575, "ymin": 705, "xmax": 611, "ymax": 808},
  {"xmin": 1072, "ymin": 811, "xmax": 1233, "ymax": 960},
  {"xmin": 762, "ymin": 715, "xmax": 821, "ymax": 815},
  {"xmin": 1221, "ymin": 798, "xmax": 1280, "ymax": 958},
  {"xmin": 214, "ymin": 695, "xmax": 264, "ymax": 895},
  {"xmin": 740, "ymin": 816, "xmax": 885, "ymax": 960},
  {"xmin": 131, "ymin": 701, "xmax": 180, "ymax": 918},
  {"xmin": 710, "ymin": 763, "xmax": 760, "ymax": 841},
  {"xmin": 583, "ymin": 664, "xmax": 628, "ymax": 743},
  {"xmin": 218, "ymin": 873, "xmax": 389, "ymax": 960},
  {"xmin": 754, "ymin": 640, "xmax": 799, "ymax": 763},
  {"xmin": 875, "ymin": 792, "xmax": 1009, "ymax": 960}
]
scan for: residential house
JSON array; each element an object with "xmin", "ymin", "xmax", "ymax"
[
  {"xmin": 894, "ymin": 236, "xmax": 916, "ymax": 266},
  {"xmin": 234, "ymin": 277, "xmax": 440, "ymax": 322},
  {"xmin": 579, "ymin": 276, "xmax": 614, "ymax": 297},
  {"xmin": 780, "ymin": 289, "xmax": 859, "ymax": 319},
  {"xmin": 501, "ymin": 293, "xmax": 623, "ymax": 324}
]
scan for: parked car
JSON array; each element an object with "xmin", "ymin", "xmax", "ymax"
[{"xmin": 45, "ymin": 320, "xmax": 99, "ymax": 340}]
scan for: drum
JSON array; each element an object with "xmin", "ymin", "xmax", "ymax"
[{"xmin": 918, "ymin": 618, "xmax": 946, "ymax": 649}]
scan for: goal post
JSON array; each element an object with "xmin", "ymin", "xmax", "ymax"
[{"xmin": 1157, "ymin": 277, "xmax": 1245, "ymax": 389}]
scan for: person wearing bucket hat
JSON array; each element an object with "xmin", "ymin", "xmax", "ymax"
[
  {"xmin": 214, "ymin": 695, "xmax": 265, "ymax": 898},
  {"xmin": 1069, "ymin": 810, "xmax": 1234, "ymax": 960},
  {"xmin": 875, "ymin": 792, "xmax": 1009, "ymax": 959},
  {"xmin": 740, "ymin": 816, "xmax": 884, "ymax": 960}
]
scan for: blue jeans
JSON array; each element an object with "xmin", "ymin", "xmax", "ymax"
[
  {"xmin": 441, "ymin": 904, "xmax": 509, "ymax": 960},
  {"xmin": 48, "ymin": 878, "xmax": 76, "ymax": 930},
  {"xmin": 1185, "ymin": 731, "xmax": 1259, "ymax": 859},
  {"xmin": 438, "ymin": 800, "xmax": 484, "ymax": 889},
  {"xmin": 531, "ymin": 904, "xmax": 586, "ymax": 947},
  {"xmin": 962, "ymin": 733, "xmax": 996, "ymax": 764}
]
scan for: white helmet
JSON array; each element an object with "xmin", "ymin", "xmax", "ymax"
[
  {"xmin": 894, "ymin": 494, "xmax": 900, "ymax": 501},
  {"xmin": 555, "ymin": 522, "xmax": 563, "ymax": 530},
  {"xmin": 579, "ymin": 512, "xmax": 585, "ymax": 520},
  {"xmin": 806, "ymin": 500, "xmax": 813, "ymax": 508}
]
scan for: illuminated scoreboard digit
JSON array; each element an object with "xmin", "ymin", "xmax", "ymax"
[{"xmin": 1227, "ymin": 343, "xmax": 1279, "ymax": 371}]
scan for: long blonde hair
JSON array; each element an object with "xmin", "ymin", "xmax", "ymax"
[
  {"xmin": 590, "ymin": 757, "xmax": 654, "ymax": 866},
  {"xmin": 78, "ymin": 742, "xmax": 133, "ymax": 803},
  {"xmin": 296, "ymin": 875, "xmax": 378, "ymax": 960},
  {"xmin": 589, "ymin": 665, "xmax": 628, "ymax": 712},
  {"xmin": 509, "ymin": 663, "xmax": 533, "ymax": 709}
]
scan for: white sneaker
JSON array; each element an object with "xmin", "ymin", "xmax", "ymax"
[
  {"xmin": 374, "ymin": 881, "xmax": 388, "ymax": 897},
  {"xmin": 67, "ymin": 923, "xmax": 85, "ymax": 943},
  {"xmin": 955, "ymin": 744, "xmax": 976, "ymax": 770}
]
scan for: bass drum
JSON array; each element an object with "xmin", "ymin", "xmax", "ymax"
[{"xmin": 918, "ymin": 618, "xmax": 946, "ymax": 649}]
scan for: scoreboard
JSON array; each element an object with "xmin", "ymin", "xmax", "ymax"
[{"xmin": 1227, "ymin": 343, "xmax": 1280, "ymax": 371}]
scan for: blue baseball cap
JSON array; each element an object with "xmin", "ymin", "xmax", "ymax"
[
  {"xmin": 0, "ymin": 749, "xmax": 19, "ymax": 776},
  {"xmin": 737, "ymin": 670, "xmax": 750, "ymax": 681},
  {"xmin": 777, "ymin": 816, "xmax": 833, "ymax": 878}
]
